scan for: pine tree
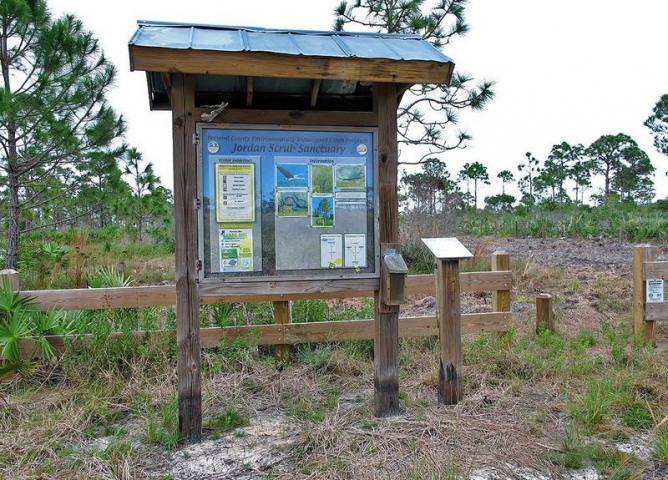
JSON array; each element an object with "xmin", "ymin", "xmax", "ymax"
[
  {"xmin": 644, "ymin": 94, "xmax": 668, "ymax": 175},
  {"xmin": 334, "ymin": 0, "xmax": 494, "ymax": 160},
  {"xmin": 0, "ymin": 1, "xmax": 125, "ymax": 268}
]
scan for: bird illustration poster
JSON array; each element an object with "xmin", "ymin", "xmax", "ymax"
[
  {"xmin": 276, "ymin": 163, "xmax": 309, "ymax": 189},
  {"xmin": 215, "ymin": 163, "xmax": 255, "ymax": 223}
]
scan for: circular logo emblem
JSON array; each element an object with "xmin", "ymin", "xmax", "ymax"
[
  {"xmin": 357, "ymin": 143, "xmax": 368, "ymax": 155},
  {"xmin": 207, "ymin": 141, "xmax": 220, "ymax": 154}
]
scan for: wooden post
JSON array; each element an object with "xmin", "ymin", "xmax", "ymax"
[
  {"xmin": 535, "ymin": 294, "xmax": 554, "ymax": 334},
  {"xmin": 273, "ymin": 301, "xmax": 291, "ymax": 363},
  {"xmin": 633, "ymin": 244, "xmax": 655, "ymax": 344},
  {"xmin": 0, "ymin": 269, "xmax": 19, "ymax": 291},
  {"xmin": 435, "ymin": 259, "xmax": 463, "ymax": 404},
  {"xmin": 373, "ymin": 82, "xmax": 400, "ymax": 417},
  {"xmin": 171, "ymin": 73, "xmax": 202, "ymax": 443},
  {"xmin": 491, "ymin": 252, "xmax": 511, "ymax": 347}
]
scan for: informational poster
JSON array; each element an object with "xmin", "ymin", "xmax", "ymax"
[
  {"xmin": 199, "ymin": 126, "xmax": 376, "ymax": 278},
  {"xmin": 220, "ymin": 228, "xmax": 253, "ymax": 272},
  {"xmin": 646, "ymin": 279, "xmax": 665, "ymax": 303},
  {"xmin": 216, "ymin": 163, "xmax": 255, "ymax": 223},
  {"xmin": 344, "ymin": 234, "xmax": 367, "ymax": 268},
  {"xmin": 320, "ymin": 234, "xmax": 343, "ymax": 269}
]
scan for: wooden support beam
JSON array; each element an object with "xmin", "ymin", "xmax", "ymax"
[
  {"xmin": 633, "ymin": 244, "xmax": 655, "ymax": 344},
  {"xmin": 17, "ymin": 270, "xmax": 512, "ymax": 312},
  {"xmin": 491, "ymin": 252, "xmax": 511, "ymax": 348},
  {"xmin": 535, "ymin": 294, "xmax": 554, "ymax": 334},
  {"xmin": 160, "ymin": 72, "xmax": 172, "ymax": 104},
  {"xmin": 374, "ymin": 82, "xmax": 400, "ymax": 417},
  {"xmin": 273, "ymin": 301, "xmax": 290, "ymax": 363},
  {"xmin": 310, "ymin": 79, "xmax": 322, "ymax": 107},
  {"xmin": 172, "ymin": 73, "xmax": 202, "ymax": 444},
  {"xmin": 435, "ymin": 259, "xmax": 463, "ymax": 405},
  {"xmin": 18, "ymin": 312, "xmax": 513, "ymax": 359},
  {"xmin": 246, "ymin": 76, "xmax": 253, "ymax": 106},
  {"xmin": 194, "ymin": 108, "xmax": 378, "ymax": 127},
  {"xmin": 130, "ymin": 46, "xmax": 454, "ymax": 85}
]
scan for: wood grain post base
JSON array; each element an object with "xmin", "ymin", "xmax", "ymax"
[{"xmin": 435, "ymin": 259, "xmax": 463, "ymax": 405}]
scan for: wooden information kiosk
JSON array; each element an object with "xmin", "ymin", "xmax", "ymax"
[{"xmin": 129, "ymin": 21, "xmax": 454, "ymax": 442}]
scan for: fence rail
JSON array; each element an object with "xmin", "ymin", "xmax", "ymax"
[
  {"xmin": 4, "ymin": 253, "xmax": 514, "ymax": 359},
  {"xmin": 18, "ymin": 271, "xmax": 512, "ymax": 311}
]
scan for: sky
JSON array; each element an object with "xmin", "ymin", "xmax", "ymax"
[{"xmin": 48, "ymin": 0, "xmax": 668, "ymax": 202}]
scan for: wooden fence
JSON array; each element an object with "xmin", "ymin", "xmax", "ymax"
[
  {"xmin": 633, "ymin": 244, "xmax": 668, "ymax": 344},
  {"xmin": 3, "ymin": 252, "xmax": 513, "ymax": 357}
]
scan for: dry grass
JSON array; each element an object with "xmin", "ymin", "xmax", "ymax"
[{"xmin": 2, "ymin": 240, "xmax": 668, "ymax": 479}]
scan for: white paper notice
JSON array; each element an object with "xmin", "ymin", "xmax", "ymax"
[
  {"xmin": 344, "ymin": 234, "xmax": 367, "ymax": 268},
  {"xmin": 216, "ymin": 163, "xmax": 255, "ymax": 223},
  {"xmin": 320, "ymin": 234, "xmax": 343, "ymax": 269},
  {"xmin": 646, "ymin": 279, "xmax": 664, "ymax": 303}
]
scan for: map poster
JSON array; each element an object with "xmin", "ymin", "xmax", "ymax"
[
  {"xmin": 216, "ymin": 163, "xmax": 255, "ymax": 223},
  {"xmin": 220, "ymin": 228, "xmax": 253, "ymax": 272},
  {"xmin": 320, "ymin": 234, "xmax": 343, "ymax": 269},
  {"xmin": 344, "ymin": 234, "xmax": 367, "ymax": 268}
]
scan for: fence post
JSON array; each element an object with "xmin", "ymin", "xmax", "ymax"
[
  {"xmin": 422, "ymin": 237, "xmax": 472, "ymax": 406},
  {"xmin": 0, "ymin": 270, "xmax": 19, "ymax": 291},
  {"xmin": 491, "ymin": 252, "xmax": 511, "ymax": 347},
  {"xmin": 535, "ymin": 294, "xmax": 554, "ymax": 334},
  {"xmin": 435, "ymin": 257, "xmax": 463, "ymax": 404},
  {"xmin": 633, "ymin": 244, "xmax": 655, "ymax": 344},
  {"xmin": 273, "ymin": 300, "xmax": 291, "ymax": 363}
]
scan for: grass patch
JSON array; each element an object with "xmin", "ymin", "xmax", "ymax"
[
  {"xmin": 205, "ymin": 407, "xmax": 250, "ymax": 436},
  {"xmin": 145, "ymin": 396, "xmax": 180, "ymax": 450}
]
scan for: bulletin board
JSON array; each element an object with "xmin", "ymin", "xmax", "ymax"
[{"xmin": 198, "ymin": 125, "xmax": 378, "ymax": 281}]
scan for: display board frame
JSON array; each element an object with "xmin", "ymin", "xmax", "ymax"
[{"xmin": 197, "ymin": 124, "xmax": 380, "ymax": 284}]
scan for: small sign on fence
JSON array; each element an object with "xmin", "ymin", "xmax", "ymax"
[{"xmin": 646, "ymin": 278, "xmax": 664, "ymax": 303}]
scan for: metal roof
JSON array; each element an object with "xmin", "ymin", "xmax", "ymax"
[
  {"xmin": 129, "ymin": 21, "xmax": 453, "ymax": 64},
  {"xmin": 129, "ymin": 21, "xmax": 455, "ymax": 111}
]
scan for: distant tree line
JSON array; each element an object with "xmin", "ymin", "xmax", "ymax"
[{"xmin": 402, "ymin": 126, "xmax": 664, "ymax": 215}]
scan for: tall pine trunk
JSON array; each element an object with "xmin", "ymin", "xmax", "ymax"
[{"xmin": 6, "ymin": 163, "xmax": 20, "ymax": 270}]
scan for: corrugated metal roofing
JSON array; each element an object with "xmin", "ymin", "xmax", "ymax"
[{"xmin": 129, "ymin": 21, "xmax": 453, "ymax": 64}]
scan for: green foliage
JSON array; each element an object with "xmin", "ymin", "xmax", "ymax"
[
  {"xmin": 0, "ymin": 1, "xmax": 126, "ymax": 269},
  {"xmin": 644, "ymin": 93, "xmax": 668, "ymax": 160},
  {"xmin": 298, "ymin": 344, "xmax": 334, "ymax": 369},
  {"xmin": 458, "ymin": 161, "xmax": 490, "ymax": 209},
  {"xmin": 205, "ymin": 407, "xmax": 250, "ymax": 436},
  {"xmin": 517, "ymin": 152, "xmax": 541, "ymax": 204},
  {"xmin": 334, "ymin": 0, "xmax": 494, "ymax": 153},
  {"xmin": 62, "ymin": 306, "xmax": 176, "ymax": 380},
  {"xmin": 484, "ymin": 193, "xmax": 516, "ymax": 213},
  {"xmin": 621, "ymin": 404, "xmax": 652, "ymax": 430},
  {"xmin": 401, "ymin": 159, "xmax": 461, "ymax": 215},
  {"xmin": 587, "ymin": 134, "xmax": 654, "ymax": 202},
  {"xmin": 655, "ymin": 428, "xmax": 668, "ymax": 463},
  {"xmin": 145, "ymin": 397, "xmax": 180, "ymax": 450},
  {"xmin": 87, "ymin": 266, "xmax": 133, "ymax": 288},
  {"xmin": 0, "ymin": 282, "xmax": 72, "ymax": 366}
]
